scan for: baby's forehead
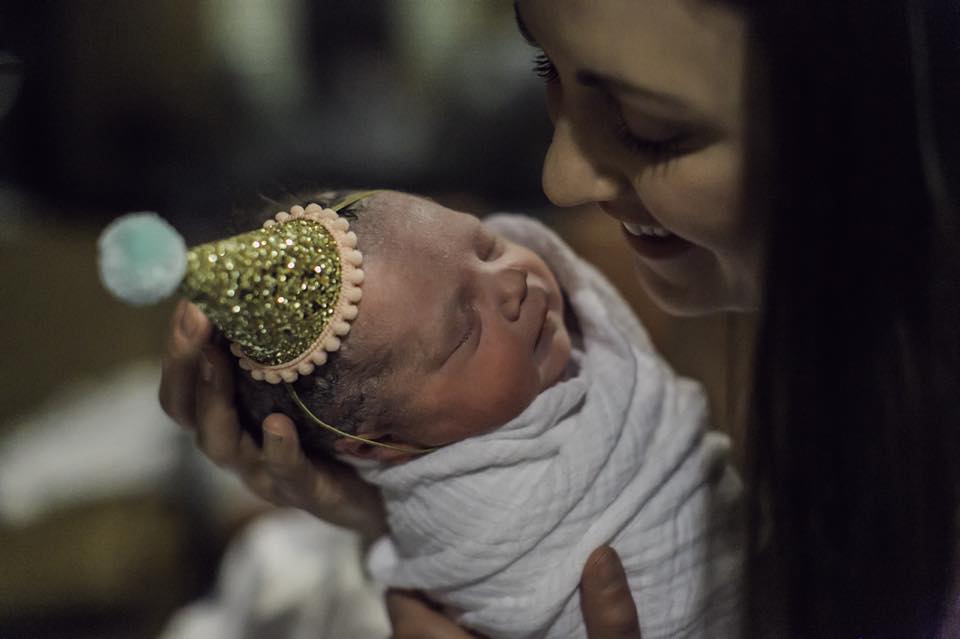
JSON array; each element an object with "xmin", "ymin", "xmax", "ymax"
[
  {"xmin": 383, "ymin": 192, "xmax": 478, "ymax": 232},
  {"xmin": 371, "ymin": 194, "xmax": 488, "ymax": 276},
  {"xmin": 352, "ymin": 192, "xmax": 486, "ymax": 362}
]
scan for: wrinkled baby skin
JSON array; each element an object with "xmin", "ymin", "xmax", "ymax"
[{"xmin": 346, "ymin": 192, "xmax": 572, "ymax": 453}]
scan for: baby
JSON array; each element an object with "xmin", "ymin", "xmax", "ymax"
[
  {"xmin": 225, "ymin": 189, "xmax": 744, "ymax": 639},
  {"xmin": 233, "ymin": 190, "xmax": 573, "ymax": 460}
]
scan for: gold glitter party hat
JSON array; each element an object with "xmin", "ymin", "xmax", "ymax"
[{"xmin": 181, "ymin": 200, "xmax": 366, "ymax": 384}]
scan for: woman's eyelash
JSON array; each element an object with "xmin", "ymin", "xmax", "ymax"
[
  {"xmin": 605, "ymin": 95, "xmax": 683, "ymax": 161},
  {"xmin": 612, "ymin": 119, "xmax": 682, "ymax": 161},
  {"xmin": 532, "ymin": 51, "xmax": 559, "ymax": 84},
  {"xmin": 530, "ymin": 51, "xmax": 682, "ymax": 161}
]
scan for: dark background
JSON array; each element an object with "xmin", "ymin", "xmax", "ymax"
[{"xmin": 0, "ymin": 0, "xmax": 552, "ymax": 234}]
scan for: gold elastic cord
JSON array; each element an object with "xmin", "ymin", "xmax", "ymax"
[
  {"xmin": 281, "ymin": 189, "xmax": 435, "ymax": 456},
  {"xmin": 284, "ymin": 383, "xmax": 436, "ymax": 455}
]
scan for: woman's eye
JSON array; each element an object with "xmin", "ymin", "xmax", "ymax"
[
  {"xmin": 532, "ymin": 51, "xmax": 559, "ymax": 84},
  {"xmin": 613, "ymin": 120, "xmax": 683, "ymax": 162},
  {"xmin": 606, "ymin": 97, "xmax": 684, "ymax": 162}
]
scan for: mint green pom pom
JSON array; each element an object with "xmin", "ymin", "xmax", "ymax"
[{"xmin": 98, "ymin": 213, "xmax": 187, "ymax": 305}]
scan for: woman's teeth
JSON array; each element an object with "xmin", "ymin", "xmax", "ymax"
[{"xmin": 623, "ymin": 222, "xmax": 673, "ymax": 238}]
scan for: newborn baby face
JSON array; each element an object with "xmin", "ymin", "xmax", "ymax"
[{"xmin": 353, "ymin": 192, "xmax": 572, "ymax": 450}]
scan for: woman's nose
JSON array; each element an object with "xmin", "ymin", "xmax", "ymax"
[
  {"xmin": 542, "ymin": 114, "xmax": 625, "ymax": 208},
  {"xmin": 494, "ymin": 268, "xmax": 527, "ymax": 321}
]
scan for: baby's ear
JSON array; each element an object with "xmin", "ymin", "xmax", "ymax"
[{"xmin": 332, "ymin": 434, "xmax": 416, "ymax": 464}]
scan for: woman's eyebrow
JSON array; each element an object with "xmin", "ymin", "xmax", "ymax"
[{"xmin": 513, "ymin": 2, "xmax": 695, "ymax": 117}]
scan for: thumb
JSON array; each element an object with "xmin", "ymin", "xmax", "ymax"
[{"xmin": 580, "ymin": 546, "xmax": 642, "ymax": 639}]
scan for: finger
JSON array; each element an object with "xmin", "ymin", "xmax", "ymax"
[
  {"xmin": 241, "ymin": 465, "xmax": 280, "ymax": 504},
  {"xmin": 260, "ymin": 413, "xmax": 347, "ymax": 502},
  {"xmin": 262, "ymin": 413, "xmax": 307, "ymax": 480},
  {"xmin": 259, "ymin": 412, "xmax": 386, "ymax": 538},
  {"xmin": 159, "ymin": 301, "xmax": 213, "ymax": 428},
  {"xmin": 220, "ymin": 429, "xmax": 267, "ymax": 484},
  {"xmin": 581, "ymin": 546, "xmax": 642, "ymax": 639},
  {"xmin": 193, "ymin": 344, "xmax": 243, "ymax": 467},
  {"xmin": 309, "ymin": 458, "xmax": 387, "ymax": 540},
  {"xmin": 235, "ymin": 430, "xmax": 264, "ymax": 472},
  {"xmin": 242, "ymin": 464, "xmax": 301, "ymax": 507},
  {"xmin": 386, "ymin": 590, "xmax": 477, "ymax": 639},
  {"xmin": 261, "ymin": 415, "xmax": 314, "ymax": 506}
]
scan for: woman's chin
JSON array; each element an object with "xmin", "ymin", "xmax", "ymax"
[{"xmin": 632, "ymin": 257, "xmax": 758, "ymax": 317}]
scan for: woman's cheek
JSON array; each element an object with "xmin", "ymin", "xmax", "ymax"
[
  {"xmin": 545, "ymin": 82, "xmax": 562, "ymax": 123},
  {"xmin": 638, "ymin": 145, "xmax": 744, "ymax": 251}
]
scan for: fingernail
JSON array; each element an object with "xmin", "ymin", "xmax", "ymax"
[
  {"xmin": 591, "ymin": 547, "xmax": 622, "ymax": 587},
  {"xmin": 180, "ymin": 303, "xmax": 200, "ymax": 337},
  {"xmin": 263, "ymin": 425, "xmax": 284, "ymax": 442}
]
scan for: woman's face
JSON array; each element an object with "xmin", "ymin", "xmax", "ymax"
[{"xmin": 516, "ymin": 0, "xmax": 764, "ymax": 315}]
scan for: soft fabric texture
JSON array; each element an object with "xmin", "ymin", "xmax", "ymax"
[
  {"xmin": 360, "ymin": 215, "xmax": 744, "ymax": 638},
  {"xmin": 162, "ymin": 510, "xmax": 390, "ymax": 639}
]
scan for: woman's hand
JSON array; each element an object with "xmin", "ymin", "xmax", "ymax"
[
  {"xmin": 580, "ymin": 546, "xmax": 642, "ymax": 638},
  {"xmin": 158, "ymin": 300, "xmax": 387, "ymax": 541},
  {"xmin": 386, "ymin": 546, "xmax": 641, "ymax": 638}
]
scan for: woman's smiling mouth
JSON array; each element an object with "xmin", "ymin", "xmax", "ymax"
[{"xmin": 620, "ymin": 222, "xmax": 696, "ymax": 260}]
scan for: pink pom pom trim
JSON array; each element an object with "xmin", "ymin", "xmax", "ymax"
[{"xmin": 231, "ymin": 203, "xmax": 364, "ymax": 384}]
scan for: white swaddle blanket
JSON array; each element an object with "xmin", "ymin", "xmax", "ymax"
[{"xmin": 359, "ymin": 215, "xmax": 743, "ymax": 638}]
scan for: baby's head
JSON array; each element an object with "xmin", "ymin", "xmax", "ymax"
[{"xmin": 234, "ymin": 190, "xmax": 571, "ymax": 462}]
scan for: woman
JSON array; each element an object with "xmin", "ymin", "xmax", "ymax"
[{"xmin": 160, "ymin": 0, "xmax": 960, "ymax": 636}]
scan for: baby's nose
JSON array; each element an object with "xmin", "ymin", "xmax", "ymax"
[{"xmin": 496, "ymin": 268, "xmax": 527, "ymax": 321}]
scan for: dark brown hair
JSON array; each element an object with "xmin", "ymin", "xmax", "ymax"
[{"xmin": 731, "ymin": 1, "xmax": 960, "ymax": 636}]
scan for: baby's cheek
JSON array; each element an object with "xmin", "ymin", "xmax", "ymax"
[
  {"xmin": 638, "ymin": 144, "xmax": 743, "ymax": 247},
  {"xmin": 489, "ymin": 359, "xmax": 541, "ymax": 423}
]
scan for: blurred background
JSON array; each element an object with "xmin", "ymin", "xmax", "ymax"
[{"xmin": 0, "ymin": 2, "xmax": 752, "ymax": 637}]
